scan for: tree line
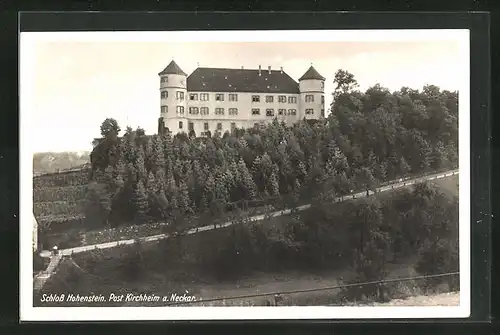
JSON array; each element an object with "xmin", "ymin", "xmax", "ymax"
[{"xmin": 87, "ymin": 70, "xmax": 458, "ymax": 231}]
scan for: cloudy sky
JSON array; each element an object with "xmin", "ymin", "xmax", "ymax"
[{"xmin": 22, "ymin": 32, "xmax": 465, "ymax": 153}]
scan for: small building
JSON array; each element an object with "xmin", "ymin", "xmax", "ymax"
[{"xmin": 158, "ymin": 61, "xmax": 326, "ymax": 136}]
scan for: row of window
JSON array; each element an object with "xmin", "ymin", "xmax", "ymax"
[
  {"xmin": 253, "ymin": 108, "xmax": 298, "ymax": 116},
  {"xmin": 179, "ymin": 121, "xmax": 236, "ymax": 132},
  {"xmin": 161, "ymin": 106, "xmax": 313, "ymax": 116},
  {"xmin": 160, "ymin": 91, "xmax": 320, "ymax": 104},
  {"xmin": 178, "ymin": 121, "xmax": 266, "ymax": 132}
]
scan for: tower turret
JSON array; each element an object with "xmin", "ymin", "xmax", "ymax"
[
  {"xmin": 298, "ymin": 65, "xmax": 326, "ymax": 120},
  {"xmin": 159, "ymin": 60, "xmax": 188, "ymax": 135}
]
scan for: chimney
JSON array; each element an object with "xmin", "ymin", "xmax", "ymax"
[
  {"xmin": 268, "ymin": 66, "xmax": 271, "ymax": 74},
  {"xmin": 258, "ymin": 65, "xmax": 261, "ymax": 76},
  {"xmin": 280, "ymin": 66, "xmax": 283, "ymax": 74}
]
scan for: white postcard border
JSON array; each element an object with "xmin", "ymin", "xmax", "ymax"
[{"xmin": 20, "ymin": 29, "xmax": 470, "ymax": 321}]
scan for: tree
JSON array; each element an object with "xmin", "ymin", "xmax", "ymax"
[
  {"xmin": 399, "ymin": 156, "xmax": 411, "ymax": 178},
  {"xmin": 332, "ymin": 69, "xmax": 359, "ymax": 100},
  {"xmin": 132, "ymin": 180, "xmax": 149, "ymax": 222},
  {"xmin": 100, "ymin": 118, "xmax": 121, "ymax": 139}
]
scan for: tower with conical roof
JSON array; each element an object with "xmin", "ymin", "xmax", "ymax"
[
  {"xmin": 298, "ymin": 65, "xmax": 326, "ymax": 120},
  {"xmin": 158, "ymin": 60, "xmax": 188, "ymax": 135}
]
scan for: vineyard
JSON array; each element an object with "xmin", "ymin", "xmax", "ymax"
[
  {"xmin": 33, "ymin": 168, "xmax": 90, "ymax": 232},
  {"xmin": 33, "ymin": 168, "xmax": 91, "ymax": 188}
]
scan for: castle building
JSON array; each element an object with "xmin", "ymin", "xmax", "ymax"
[{"xmin": 158, "ymin": 60, "xmax": 325, "ymax": 136}]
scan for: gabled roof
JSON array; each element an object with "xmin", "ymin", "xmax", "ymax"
[
  {"xmin": 158, "ymin": 60, "xmax": 187, "ymax": 76},
  {"xmin": 187, "ymin": 67, "xmax": 300, "ymax": 94},
  {"xmin": 299, "ymin": 66, "xmax": 325, "ymax": 81}
]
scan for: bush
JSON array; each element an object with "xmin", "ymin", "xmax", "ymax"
[{"xmin": 416, "ymin": 238, "xmax": 459, "ymax": 292}]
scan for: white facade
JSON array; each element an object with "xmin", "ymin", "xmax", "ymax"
[{"xmin": 159, "ymin": 63, "xmax": 325, "ymax": 136}]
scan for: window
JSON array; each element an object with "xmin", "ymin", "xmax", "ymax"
[
  {"xmin": 215, "ymin": 93, "xmax": 224, "ymax": 101},
  {"xmin": 215, "ymin": 108, "xmax": 224, "ymax": 115},
  {"xmin": 321, "ymin": 81, "xmax": 325, "ymax": 90},
  {"xmin": 217, "ymin": 123, "xmax": 223, "ymax": 131},
  {"xmin": 266, "ymin": 109, "xmax": 275, "ymax": 117},
  {"xmin": 321, "ymin": 109, "xmax": 325, "ymax": 117},
  {"xmin": 288, "ymin": 96, "xmax": 297, "ymax": 104},
  {"xmin": 200, "ymin": 107, "xmax": 209, "ymax": 115},
  {"xmin": 252, "ymin": 95, "xmax": 260, "ymax": 103},
  {"xmin": 231, "ymin": 122, "xmax": 236, "ymax": 130},
  {"xmin": 278, "ymin": 95, "xmax": 286, "ymax": 103},
  {"xmin": 252, "ymin": 108, "xmax": 260, "ymax": 115},
  {"xmin": 178, "ymin": 121, "xmax": 183, "ymax": 129},
  {"xmin": 204, "ymin": 123, "xmax": 209, "ymax": 131},
  {"xmin": 305, "ymin": 95, "xmax": 314, "ymax": 102},
  {"xmin": 160, "ymin": 77, "xmax": 168, "ymax": 84},
  {"xmin": 176, "ymin": 106, "xmax": 185, "ymax": 115},
  {"xmin": 200, "ymin": 93, "xmax": 209, "ymax": 101},
  {"xmin": 265, "ymin": 95, "xmax": 274, "ymax": 103},
  {"xmin": 278, "ymin": 109, "xmax": 286, "ymax": 115},
  {"xmin": 161, "ymin": 106, "xmax": 168, "ymax": 114},
  {"xmin": 288, "ymin": 109, "xmax": 297, "ymax": 116},
  {"xmin": 254, "ymin": 123, "xmax": 259, "ymax": 129},
  {"xmin": 321, "ymin": 96, "xmax": 325, "ymax": 104},
  {"xmin": 260, "ymin": 122, "xmax": 266, "ymax": 130},
  {"xmin": 161, "ymin": 91, "xmax": 168, "ymax": 99},
  {"xmin": 229, "ymin": 94, "xmax": 238, "ymax": 102},
  {"xmin": 189, "ymin": 93, "xmax": 198, "ymax": 101},
  {"xmin": 306, "ymin": 109, "xmax": 314, "ymax": 115},
  {"xmin": 188, "ymin": 122, "xmax": 194, "ymax": 131},
  {"xmin": 176, "ymin": 91, "xmax": 184, "ymax": 100},
  {"xmin": 229, "ymin": 108, "xmax": 238, "ymax": 116},
  {"xmin": 189, "ymin": 107, "xmax": 199, "ymax": 115}
]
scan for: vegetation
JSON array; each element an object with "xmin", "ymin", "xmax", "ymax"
[
  {"xmin": 38, "ymin": 182, "xmax": 459, "ymax": 306},
  {"xmin": 35, "ymin": 70, "xmax": 460, "ymax": 305},
  {"xmin": 86, "ymin": 72, "xmax": 458, "ymax": 235}
]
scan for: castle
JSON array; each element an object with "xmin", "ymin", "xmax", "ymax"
[{"xmin": 158, "ymin": 61, "xmax": 326, "ymax": 136}]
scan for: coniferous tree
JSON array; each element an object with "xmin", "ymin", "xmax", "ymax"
[{"xmin": 132, "ymin": 180, "xmax": 149, "ymax": 222}]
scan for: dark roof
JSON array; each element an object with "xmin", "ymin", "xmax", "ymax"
[
  {"xmin": 187, "ymin": 67, "xmax": 300, "ymax": 94},
  {"xmin": 299, "ymin": 66, "xmax": 325, "ymax": 81},
  {"xmin": 158, "ymin": 60, "xmax": 187, "ymax": 76}
]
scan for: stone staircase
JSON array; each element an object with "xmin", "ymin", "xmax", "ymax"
[{"xmin": 33, "ymin": 254, "xmax": 62, "ymax": 291}]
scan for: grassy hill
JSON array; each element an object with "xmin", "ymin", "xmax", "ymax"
[{"xmin": 35, "ymin": 176, "xmax": 460, "ymax": 307}]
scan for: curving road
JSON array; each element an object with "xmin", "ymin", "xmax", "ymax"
[{"xmin": 39, "ymin": 168, "xmax": 458, "ymax": 259}]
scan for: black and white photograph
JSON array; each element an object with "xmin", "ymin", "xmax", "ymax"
[{"xmin": 20, "ymin": 29, "xmax": 470, "ymax": 321}]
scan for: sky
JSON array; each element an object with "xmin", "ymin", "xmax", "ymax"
[{"xmin": 23, "ymin": 32, "xmax": 465, "ymax": 153}]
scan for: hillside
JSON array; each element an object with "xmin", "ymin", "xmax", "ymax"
[{"xmin": 33, "ymin": 151, "xmax": 90, "ymax": 175}]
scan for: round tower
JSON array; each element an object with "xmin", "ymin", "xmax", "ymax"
[
  {"xmin": 298, "ymin": 65, "xmax": 326, "ymax": 120},
  {"xmin": 159, "ymin": 60, "xmax": 188, "ymax": 135}
]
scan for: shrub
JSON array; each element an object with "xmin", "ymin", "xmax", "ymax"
[{"xmin": 416, "ymin": 238, "xmax": 459, "ymax": 292}]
